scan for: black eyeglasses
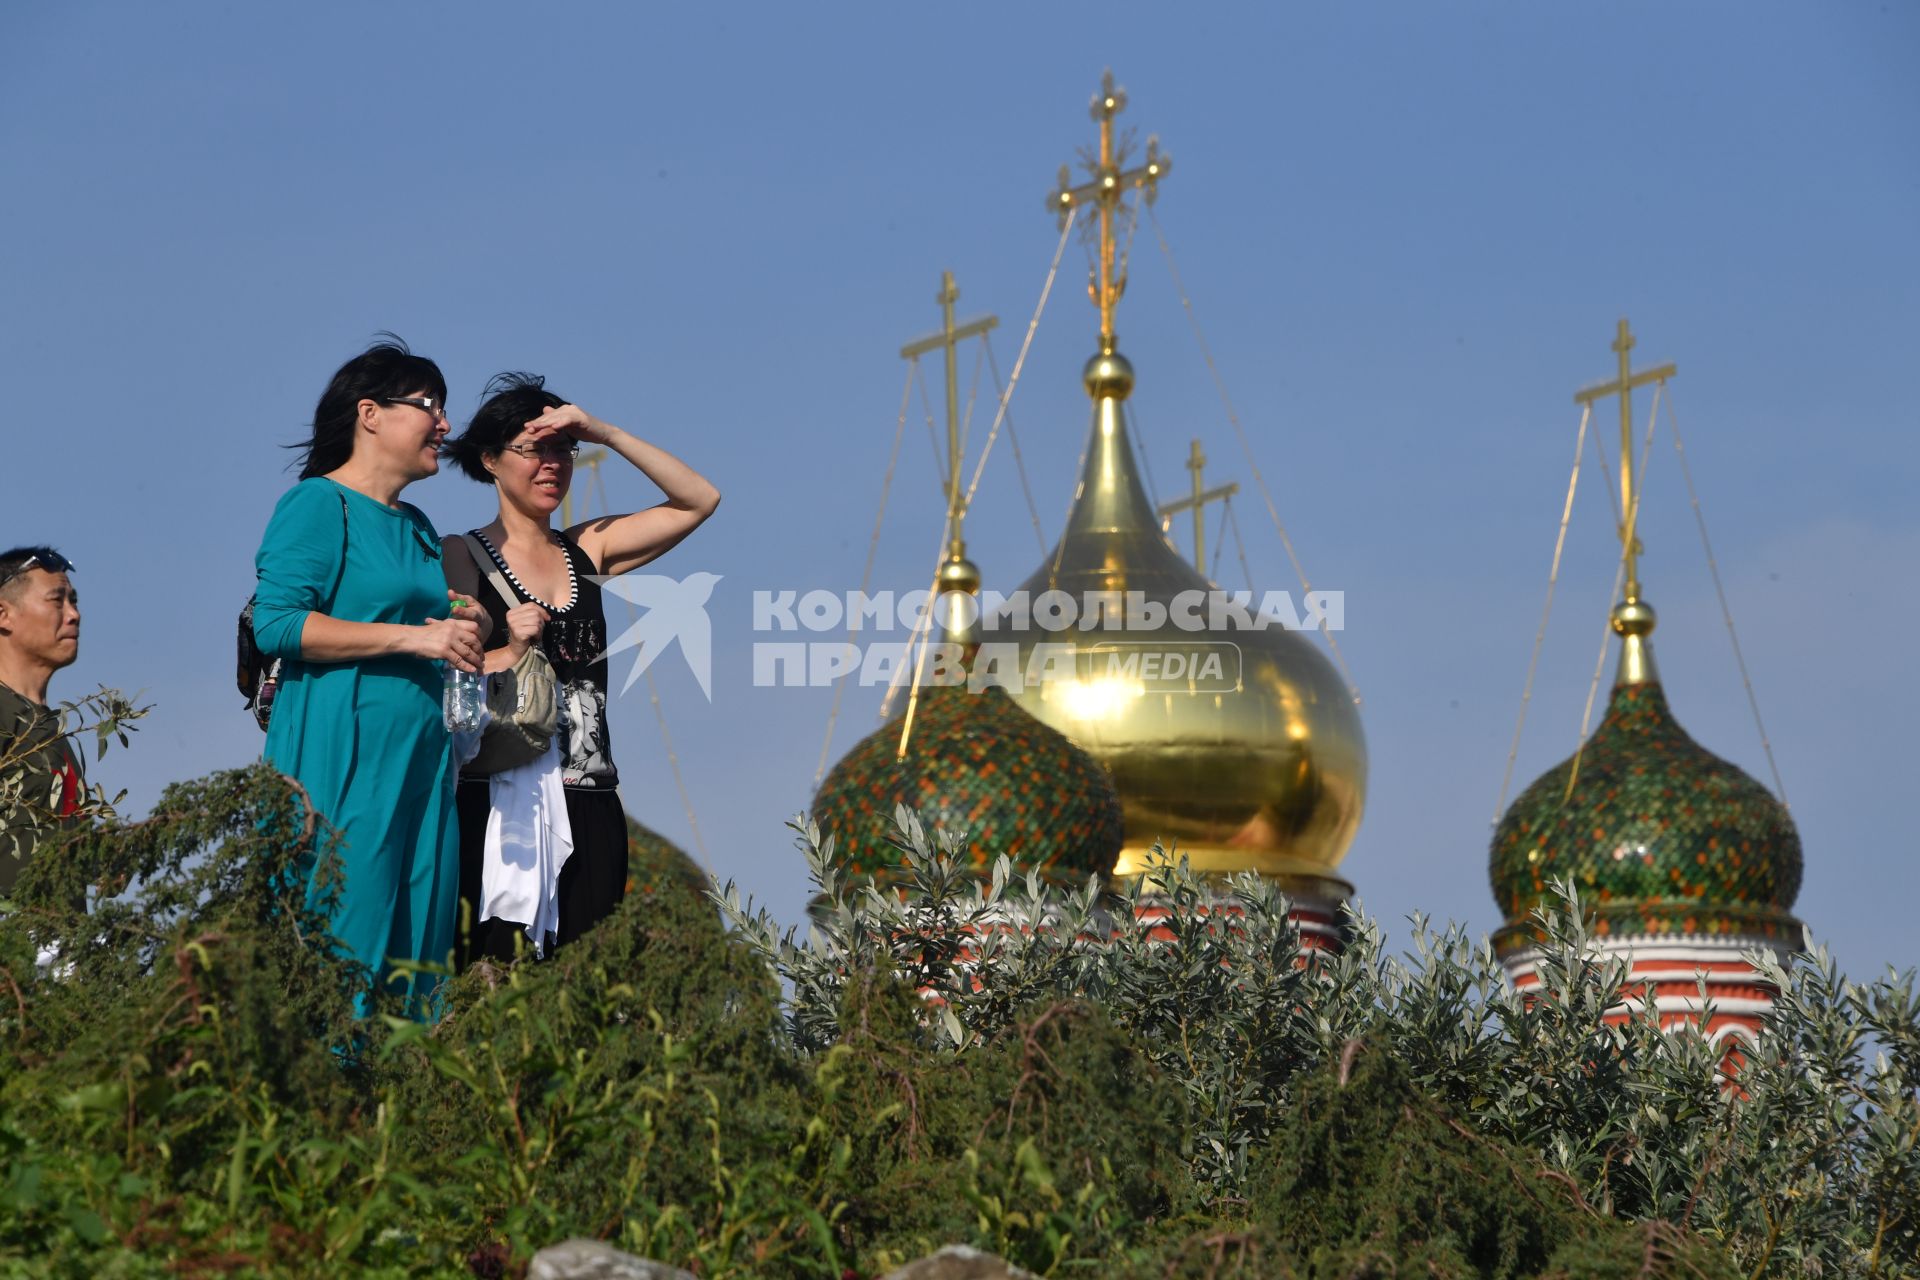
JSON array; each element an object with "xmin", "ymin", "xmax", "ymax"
[
  {"xmin": 379, "ymin": 395, "xmax": 449, "ymax": 422},
  {"xmin": 502, "ymin": 441, "xmax": 581, "ymax": 463},
  {"xmin": 0, "ymin": 550, "xmax": 76, "ymax": 590}
]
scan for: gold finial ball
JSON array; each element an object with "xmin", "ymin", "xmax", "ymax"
[
  {"xmin": 1610, "ymin": 597, "xmax": 1658, "ymax": 637},
  {"xmin": 1083, "ymin": 349, "xmax": 1135, "ymax": 401},
  {"xmin": 938, "ymin": 554, "xmax": 982, "ymax": 597}
]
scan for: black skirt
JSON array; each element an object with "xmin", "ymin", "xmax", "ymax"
[{"xmin": 454, "ymin": 781, "xmax": 628, "ymax": 968}]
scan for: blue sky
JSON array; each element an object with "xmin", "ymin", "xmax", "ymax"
[{"xmin": 3, "ymin": 3, "xmax": 1914, "ymax": 978}]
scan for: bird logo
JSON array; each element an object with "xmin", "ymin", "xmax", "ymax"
[{"xmin": 590, "ymin": 572, "xmax": 722, "ymax": 701}]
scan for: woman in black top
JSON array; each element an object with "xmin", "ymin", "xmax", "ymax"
[{"xmin": 441, "ymin": 373, "xmax": 720, "ymax": 964}]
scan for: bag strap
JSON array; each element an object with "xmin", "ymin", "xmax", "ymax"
[
  {"xmin": 459, "ymin": 533, "xmax": 522, "ymax": 612},
  {"xmin": 327, "ymin": 492, "xmax": 350, "ymax": 608}
]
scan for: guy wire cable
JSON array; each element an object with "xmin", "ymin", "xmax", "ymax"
[
  {"xmin": 916, "ymin": 356, "xmax": 947, "ymax": 494},
  {"xmin": 1563, "ymin": 557, "xmax": 1629, "ymax": 804},
  {"xmin": 958, "ymin": 333, "xmax": 987, "ymax": 476},
  {"xmin": 1585, "ymin": 381, "xmax": 1658, "ymax": 564},
  {"xmin": 642, "ymin": 668, "xmax": 708, "ymax": 863},
  {"xmin": 878, "ymin": 424, "xmax": 972, "ymax": 727},
  {"xmin": 962, "ymin": 206, "xmax": 1077, "ymax": 514},
  {"xmin": 1227, "ymin": 496, "xmax": 1256, "ymax": 596},
  {"xmin": 813, "ymin": 360, "xmax": 916, "ymax": 788},
  {"xmin": 872, "ymin": 202, "xmax": 1077, "ymax": 758},
  {"xmin": 892, "ymin": 309, "xmax": 998, "ymax": 760},
  {"xmin": 1210, "ymin": 494, "xmax": 1231, "ymax": 583},
  {"xmin": 582, "ymin": 459, "xmax": 709, "ymax": 861},
  {"xmin": 1124, "ymin": 400, "xmax": 1164, "ymax": 517},
  {"xmin": 896, "ymin": 509, "xmax": 959, "ymax": 762},
  {"xmin": 981, "ymin": 333, "xmax": 1052, "ymax": 559},
  {"xmin": 1493, "ymin": 403, "xmax": 1591, "ymax": 827},
  {"xmin": 1665, "ymin": 392, "xmax": 1789, "ymax": 806},
  {"xmin": 1147, "ymin": 203, "xmax": 1361, "ymax": 705}
]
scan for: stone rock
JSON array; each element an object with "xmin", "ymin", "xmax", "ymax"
[
  {"xmin": 881, "ymin": 1244, "xmax": 1041, "ymax": 1280},
  {"xmin": 526, "ymin": 1239, "xmax": 695, "ymax": 1280}
]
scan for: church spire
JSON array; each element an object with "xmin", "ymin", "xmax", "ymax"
[
  {"xmin": 1010, "ymin": 74, "xmax": 1365, "ymax": 907},
  {"xmin": 1038, "ymin": 70, "xmax": 1173, "ymax": 571},
  {"xmin": 900, "ymin": 270, "xmax": 998, "ymax": 643},
  {"xmin": 1573, "ymin": 317, "xmax": 1675, "ymax": 686}
]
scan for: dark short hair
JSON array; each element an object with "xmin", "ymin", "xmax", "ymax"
[
  {"xmin": 0, "ymin": 546, "xmax": 71, "ymax": 599},
  {"xmin": 442, "ymin": 372, "xmax": 566, "ymax": 484},
  {"xmin": 292, "ymin": 335, "xmax": 449, "ymax": 479}
]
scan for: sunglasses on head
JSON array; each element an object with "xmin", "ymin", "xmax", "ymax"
[{"xmin": 0, "ymin": 550, "xmax": 76, "ymax": 590}]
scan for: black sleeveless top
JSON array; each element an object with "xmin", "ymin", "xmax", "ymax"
[{"xmin": 463, "ymin": 530, "xmax": 618, "ymax": 790}]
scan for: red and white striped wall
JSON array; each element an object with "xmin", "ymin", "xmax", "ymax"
[{"xmin": 1502, "ymin": 933, "xmax": 1800, "ymax": 1050}]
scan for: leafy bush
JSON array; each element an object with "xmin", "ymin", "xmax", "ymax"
[
  {"xmin": 0, "ymin": 770, "xmax": 1913, "ymax": 1278},
  {"xmin": 719, "ymin": 809, "xmax": 1920, "ymax": 1278},
  {"xmin": 0, "ymin": 685, "xmax": 148, "ymax": 867}
]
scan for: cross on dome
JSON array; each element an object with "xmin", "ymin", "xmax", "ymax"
[
  {"xmin": 1047, "ymin": 70, "xmax": 1171, "ymax": 352},
  {"xmin": 1573, "ymin": 317, "xmax": 1676, "ymax": 600}
]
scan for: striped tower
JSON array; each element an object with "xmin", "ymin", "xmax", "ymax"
[{"xmin": 1489, "ymin": 321, "xmax": 1804, "ymax": 1053}]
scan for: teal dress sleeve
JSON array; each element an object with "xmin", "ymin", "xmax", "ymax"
[
  {"xmin": 253, "ymin": 480, "xmax": 348, "ymax": 660},
  {"xmin": 255, "ymin": 478, "xmax": 459, "ymax": 1023}
]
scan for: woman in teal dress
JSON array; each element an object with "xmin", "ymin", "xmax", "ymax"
[{"xmin": 252, "ymin": 339, "xmax": 486, "ymax": 1018}]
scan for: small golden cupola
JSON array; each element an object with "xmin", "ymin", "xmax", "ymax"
[{"xmin": 1002, "ymin": 74, "xmax": 1367, "ymax": 925}]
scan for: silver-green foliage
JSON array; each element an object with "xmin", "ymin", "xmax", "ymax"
[
  {"xmin": 716, "ymin": 807, "xmax": 1920, "ymax": 1278},
  {"xmin": 0, "ymin": 685, "xmax": 148, "ymax": 866}
]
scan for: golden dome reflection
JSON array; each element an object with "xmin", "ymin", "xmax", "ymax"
[
  {"xmin": 997, "ymin": 346, "xmax": 1367, "ymax": 893},
  {"xmin": 1053, "ymin": 674, "xmax": 1147, "ymax": 722},
  {"xmin": 996, "ymin": 72, "xmax": 1364, "ymax": 899}
]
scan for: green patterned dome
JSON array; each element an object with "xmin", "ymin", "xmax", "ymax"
[
  {"xmin": 1490, "ymin": 674, "xmax": 1803, "ymax": 957},
  {"xmin": 812, "ymin": 680, "xmax": 1125, "ymax": 887},
  {"xmin": 625, "ymin": 814, "xmax": 710, "ymax": 901}
]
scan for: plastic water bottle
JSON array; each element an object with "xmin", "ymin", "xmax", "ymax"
[
  {"xmin": 443, "ymin": 664, "xmax": 486, "ymax": 733},
  {"xmin": 466, "ymin": 668, "xmax": 489, "ymax": 728}
]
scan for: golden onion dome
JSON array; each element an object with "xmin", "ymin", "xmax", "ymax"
[{"xmin": 998, "ymin": 343, "xmax": 1366, "ymax": 896}]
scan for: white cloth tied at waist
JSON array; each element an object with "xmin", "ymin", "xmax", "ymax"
[{"xmin": 454, "ymin": 720, "xmax": 574, "ymax": 956}]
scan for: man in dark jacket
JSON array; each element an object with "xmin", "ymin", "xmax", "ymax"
[{"xmin": 0, "ymin": 546, "xmax": 84, "ymax": 895}]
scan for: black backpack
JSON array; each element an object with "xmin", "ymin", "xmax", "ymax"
[{"xmin": 237, "ymin": 491, "xmax": 349, "ymax": 731}]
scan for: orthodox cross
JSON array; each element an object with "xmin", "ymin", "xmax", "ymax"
[
  {"xmin": 899, "ymin": 270, "xmax": 998, "ymax": 561},
  {"xmin": 1047, "ymin": 70, "xmax": 1171, "ymax": 351},
  {"xmin": 1573, "ymin": 318, "xmax": 1675, "ymax": 598},
  {"xmin": 1157, "ymin": 438, "xmax": 1238, "ymax": 573}
]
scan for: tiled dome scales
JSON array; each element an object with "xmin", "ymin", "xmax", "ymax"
[{"xmin": 1490, "ymin": 321, "xmax": 1806, "ymax": 1052}]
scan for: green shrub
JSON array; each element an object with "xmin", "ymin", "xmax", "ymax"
[
  {"xmin": 815, "ymin": 972, "xmax": 1180, "ymax": 1273},
  {"xmin": 0, "ymin": 773, "xmax": 1913, "ymax": 1278},
  {"xmin": 720, "ymin": 807, "xmax": 1920, "ymax": 1278}
]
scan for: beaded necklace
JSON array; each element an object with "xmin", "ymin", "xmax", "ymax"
[{"xmin": 472, "ymin": 529, "xmax": 578, "ymax": 614}]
